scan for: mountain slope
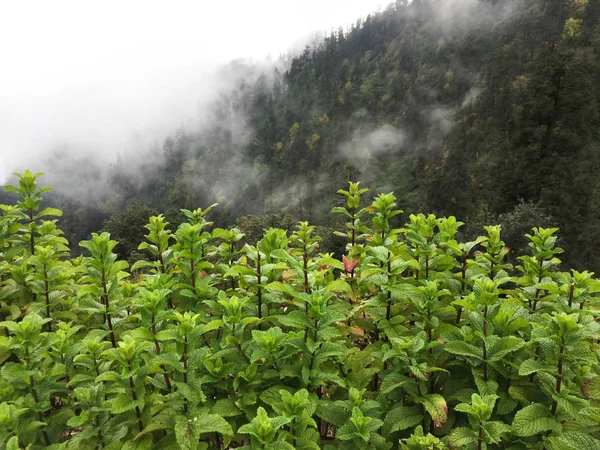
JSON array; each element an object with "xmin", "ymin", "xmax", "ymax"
[{"xmin": 17, "ymin": 0, "xmax": 600, "ymax": 270}]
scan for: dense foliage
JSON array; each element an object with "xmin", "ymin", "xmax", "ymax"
[
  {"xmin": 18, "ymin": 0, "xmax": 599, "ymax": 273},
  {"xmin": 1, "ymin": 171, "xmax": 600, "ymax": 449}
]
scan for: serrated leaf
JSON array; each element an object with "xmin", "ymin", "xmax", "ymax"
[
  {"xmin": 121, "ymin": 435, "xmax": 153, "ymax": 450},
  {"xmin": 444, "ymin": 341, "xmax": 483, "ymax": 360},
  {"xmin": 6, "ymin": 436, "xmax": 19, "ymax": 450},
  {"xmin": 380, "ymin": 372, "xmax": 412, "ymax": 394},
  {"xmin": 508, "ymin": 386, "xmax": 532, "ymax": 405},
  {"xmin": 129, "ymin": 327, "xmax": 155, "ymax": 341},
  {"xmin": 325, "ymin": 279, "xmax": 351, "ymax": 293},
  {"xmin": 487, "ymin": 336, "xmax": 525, "ymax": 362},
  {"xmin": 111, "ymin": 393, "xmax": 140, "ymax": 414},
  {"xmin": 421, "ymin": 394, "xmax": 448, "ymax": 427},
  {"xmin": 582, "ymin": 377, "xmax": 600, "ymax": 400},
  {"xmin": 448, "ymin": 427, "xmax": 478, "ymax": 447},
  {"xmin": 383, "ymin": 406, "xmax": 422, "ymax": 436},
  {"xmin": 275, "ymin": 310, "xmax": 312, "ymax": 329},
  {"xmin": 212, "ymin": 398, "xmax": 242, "ymax": 417},
  {"xmin": 315, "ymin": 401, "xmax": 348, "ymax": 427},
  {"xmin": 512, "ymin": 403, "xmax": 559, "ymax": 437},
  {"xmin": 37, "ymin": 207, "xmax": 62, "ymax": 217},
  {"xmin": 547, "ymin": 432, "xmax": 600, "ymax": 450},
  {"xmin": 518, "ymin": 358, "xmax": 545, "ymax": 376},
  {"xmin": 201, "ymin": 320, "xmax": 223, "ymax": 334},
  {"xmin": 266, "ymin": 442, "xmax": 296, "ymax": 450},
  {"xmin": 196, "ymin": 413, "xmax": 233, "ymax": 436},
  {"xmin": 175, "ymin": 415, "xmax": 201, "ymax": 450},
  {"xmin": 482, "ymin": 421, "xmax": 511, "ymax": 443}
]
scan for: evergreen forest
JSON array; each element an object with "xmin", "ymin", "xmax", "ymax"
[
  {"xmin": 2, "ymin": 0, "xmax": 598, "ymax": 272},
  {"xmin": 2, "ymin": 0, "xmax": 600, "ymax": 448}
]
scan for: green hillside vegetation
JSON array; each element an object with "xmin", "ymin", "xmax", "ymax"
[
  {"xmin": 1, "ymin": 171, "xmax": 600, "ymax": 449},
  {"xmin": 15, "ymin": 0, "xmax": 600, "ymax": 270},
  {"xmin": 13, "ymin": 0, "xmax": 598, "ymax": 274}
]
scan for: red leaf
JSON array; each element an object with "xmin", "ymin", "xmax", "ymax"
[{"xmin": 343, "ymin": 255, "xmax": 358, "ymax": 273}]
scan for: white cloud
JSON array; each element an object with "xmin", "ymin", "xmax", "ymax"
[
  {"xmin": 340, "ymin": 125, "xmax": 407, "ymax": 161},
  {"xmin": 0, "ymin": 0, "xmax": 394, "ymax": 183}
]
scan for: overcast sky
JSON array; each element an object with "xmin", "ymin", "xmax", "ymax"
[{"xmin": 0, "ymin": 0, "xmax": 393, "ymax": 183}]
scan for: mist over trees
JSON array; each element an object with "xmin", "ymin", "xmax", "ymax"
[
  {"xmin": 3, "ymin": 2, "xmax": 600, "ymax": 448},
  {"xmin": 3, "ymin": 0, "xmax": 599, "ymax": 271}
]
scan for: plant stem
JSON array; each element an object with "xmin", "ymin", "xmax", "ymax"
[
  {"xmin": 303, "ymin": 248, "xmax": 311, "ymax": 294},
  {"xmin": 158, "ymin": 253, "xmax": 166, "ymax": 274},
  {"xmin": 456, "ymin": 254, "xmax": 467, "ymax": 324},
  {"xmin": 425, "ymin": 238, "xmax": 430, "ymax": 279},
  {"xmin": 128, "ymin": 360, "xmax": 143, "ymax": 432},
  {"xmin": 183, "ymin": 335, "xmax": 188, "ymax": 414},
  {"xmin": 152, "ymin": 313, "xmax": 172, "ymax": 391},
  {"xmin": 96, "ymin": 415, "xmax": 103, "ymax": 448},
  {"xmin": 190, "ymin": 243, "xmax": 196, "ymax": 289},
  {"xmin": 28, "ymin": 208, "xmax": 35, "ymax": 255},
  {"xmin": 386, "ymin": 251, "xmax": 392, "ymax": 322},
  {"xmin": 257, "ymin": 250, "xmax": 262, "ymax": 324},
  {"xmin": 568, "ymin": 283, "xmax": 575, "ymax": 308},
  {"xmin": 483, "ymin": 305, "xmax": 488, "ymax": 382},
  {"xmin": 416, "ymin": 382, "xmax": 427, "ymax": 430},
  {"xmin": 533, "ymin": 258, "xmax": 544, "ymax": 311},
  {"xmin": 43, "ymin": 264, "xmax": 52, "ymax": 332},
  {"xmin": 351, "ymin": 205, "xmax": 355, "ymax": 248},
  {"xmin": 551, "ymin": 339, "xmax": 564, "ymax": 415},
  {"xmin": 25, "ymin": 345, "xmax": 51, "ymax": 446},
  {"xmin": 29, "ymin": 375, "xmax": 51, "ymax": 445},
  {"xmin": 101, "ymin": 265, "xmax": 116, "ymax": 348}
]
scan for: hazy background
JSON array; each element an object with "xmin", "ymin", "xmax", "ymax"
[{"xmin": 0, "ymin": 0, "xmax": 394, "ymax": 183}]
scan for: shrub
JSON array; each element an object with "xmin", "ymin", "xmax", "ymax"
[{"xmin": 1, "ymin": 174, "xmax": 599, "ymax": 449}]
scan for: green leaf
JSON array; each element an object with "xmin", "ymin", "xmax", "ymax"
[
  {"xmin": 482, "ymin": 421, "xmax": 511, "ymax": 443},
  {"xmin": 266, "ymin": 442, "xmax": 295, "ymax": 450},
  {"xmin": 331, "ymin": 207, "xmax": 352, "ymax": 218},
  {"xmin": 316, "ymin": 401, "xmax": 348, "ymax": 427},
  {"xmin": 487, "ymin": 336, "xmax": 525, "ymax": 362},
  {"xmin": 176, "ymin": 381, "xmax": 206, "ymax": 403},
  {"xmin": 518, "ymin": 358, "xmax": 545, "ymax": 376},
  {"xmin": 508, "ymin": 386, "xmax": 532, "ymax": 405},
  {"xmin": 444, "ymin": 341, "xmax": 483, "ymax": 360},
  {"xmin": 36, "ymin": 207, "xmax": 63, "ymax": 217},
  {"xmin": 582, "ymin": 377, "xmax": 600, "ymax": 400},
  {"xmin": 212, "ymin": 398, "xmax": 242, "ymax": 417},
  {"xmin": 129, "ymin": 327, "xmax": 155, "ymax": 341},
  {"xmin": 547, "ymin": 432, "xmax": 600, "ymax": 450},
  {"xmin": 275, "ymin": 310, "xmax": 312, "ymax": 329},
  {"xmin": 201, "ymin": 320, "xmax": 224, "ymax": 334},
  {"xmin": 421, "ymin": 394, "xmax": 448, "ymax": 428},
  {"xmin": 6, "ymin": 436, "xmax": 19, "ymax": 450},
  {"xmin": 383, "ymin": 406, "xmax": 422, "ymax": 436},
  {"xmin": 325, "ymin": 279, "xmax": 351, "ymax": 293},
  {"xmin": 196, "ymin": 413, "xmax": 233, "ymax": 436},
  {"xmin": 381, "ymin": 372, "xmax": 412, "ymax": 394},
  {"xmin": 122, "ymin": 435, "xmax": 153, "ymax": 450},
  {"xmin": 474, "ymin": 376, "xmax": 498, "ymax": 397},
  {"xmin": 111, "ymin": 394, "xmax": 140, "ymax": 414},
  {"xmin": 336, "ymin": 423, "xmax": 358, "ymax": 441},
  {"xmin": 512, "ymin": 403, "xmax": 560, "ymax": 437},
  {"xmin": 175, "ymin": 415, "xmax": 202, "ymax": 450},
  {"xmin": 448, "ymin": 427, "xmax": 478, "ymax": 447}
]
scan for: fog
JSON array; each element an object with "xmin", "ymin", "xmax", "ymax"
[{"xmin": 0, "ymin": 0, "xmax": 393, "ymax": 183}]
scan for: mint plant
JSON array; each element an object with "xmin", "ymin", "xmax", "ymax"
[{"xmin": 0, "ymin": 174, "xmax": 599, "ymax": 449}]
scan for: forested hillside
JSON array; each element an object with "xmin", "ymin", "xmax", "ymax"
[{"xmin": 4, "ymin": 0, "xmax": 599, "ymax": 271}]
